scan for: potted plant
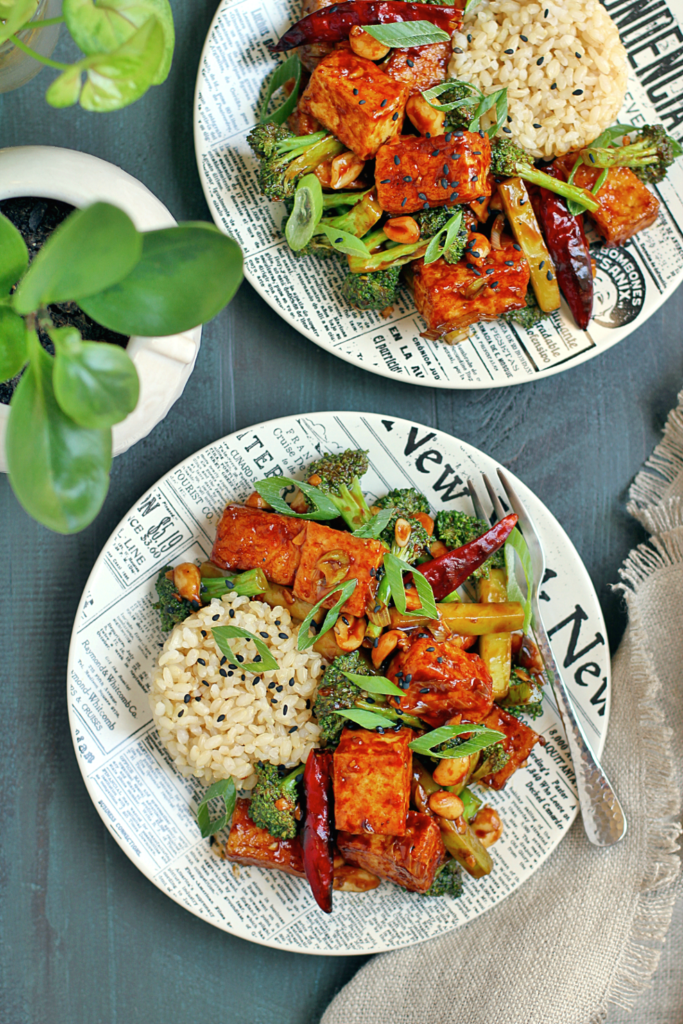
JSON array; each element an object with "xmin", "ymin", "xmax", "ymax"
[
  {"xmin": 0, "ymin": 0, "xmax": 174, "ymax": 110},
  {"xmin": 0, "ymin": 180, "xmax": 242, "ymax": 534}
]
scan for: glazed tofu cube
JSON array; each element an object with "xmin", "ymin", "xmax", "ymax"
[
  {"xmin": 300, "ymin": 50, "xmax": 409, "ymax": 160},
  {"xmin": 211, "ymin": 505, "xmax": 305, "ymax": 586},
  {"xmin": 333, "ymin": 727, "xmax": 413, "ymax": 836},
  {"xmin": 225, "ymin": 799, "xmax": 305, "ymax": 876},
  {"xmin": 555, "ymin": 157, "xmax": 659, "ymax": 245},
  {"xmin": 478, "ymin": 706, "xmax": 542, "ymax": 789},
  {"xmin": 412, "ymin": 239, "xmax": 530, "ymax": 335},
  {"xmin": 292, "ymin": 520, "xmax": 384, "ymax": 618},
  {"xmin": 375, "ymin": 132, "xmax": 492, "ymax": 214},
  {"xmin": 337, "ymin": 811, "xmax": 445, "ymax": 892},
  {"xmin": 383, "ymin": 42, "xmax": 451, "ymax": 95},
  {"xmin": 387, "ymin": 636, "xmax": 493, "ymax": 724}
]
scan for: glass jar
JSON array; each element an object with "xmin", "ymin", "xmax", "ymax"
[{"xmin": 0, "ymin": 0, "xmax": 62, "ymax": 94}]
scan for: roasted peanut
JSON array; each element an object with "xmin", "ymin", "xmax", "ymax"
[
  {"xmin": 245, "ymin": 490, "xmax": 269, "ymax": 509},
  {"xmin": 349, "ymin": 24, "xmax": 390, "ymax": 60},
  {"xmin": 172, "ymin": 563, "xmax": 202, "ymax": 604},
  {"xmin": 384, "ymin": 216, "xmax": 420, "ymax": 245},
  {"xmin": 471, "ymin": 805, "xmax": 503, "ymax": 847},
  {"xmin": 428, "ymin": 791, "xmax": 465, "ymax": 820},
  {"xmin": 371, "ymin": 628, "xmax": 403, "ymax": 667},
  {"xmin": 433, "ymin": 754, "xmax": 471, "ymax": 787},
  {"xmin": 334, "ymin": 614, "xmax": 366, "ymax": 652},
  {"xmin": 289, "ymin": 487, "xmax": 310, "ymax": 514},
  {"xmin": 465, "ymin": 232, "xmax": 491, "ymax": 267},
  {"xmin": 329, "ymin": 150, "xmax": 366, "ymax": 189},
  {"xmin": 394, "ymin": 517, "xmax": 413, "ymax": 547},
  {"xmin": 406, "ymin": 93, "xmax": 445, "ymax": 137}
]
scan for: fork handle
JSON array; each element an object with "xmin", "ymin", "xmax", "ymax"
[{"xmin": 533, "ymin": 618, "xmax": 627, "ymax": 847}]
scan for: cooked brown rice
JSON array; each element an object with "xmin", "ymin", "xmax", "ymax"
[
  {"xmin": 150, "ymin": 593, "xmax": 323, "ymax": 788},
  {"xmin": 449, "ymin": 0, "xmax": 628, "ymax": 159}
]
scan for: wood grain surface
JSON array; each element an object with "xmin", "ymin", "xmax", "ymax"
[{"xmin": 1, "ymin": 4, "xmax": 682, "ymax": 1022}]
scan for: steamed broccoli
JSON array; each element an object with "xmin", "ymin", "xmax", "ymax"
[
  {"xmin": 379, "ymin": 511, "xmax": 431, "ymax": 564},
  {"xmin": 376, "ymin": 488, "xmax": 430, "ymax": 516},
  {"xmin": 475, "ymin": 741, "xmax": 511, "ymax": 775},
  {"xmin": 434, "ymin": 510, "xmax": 505, "ymax": 579},
  {"xmin": 247, "ymin": 124, "xmax": 344, "ymax": 201},
  {"xmin": 579, "ymin": 124, "xmax": 683, "ymax": 185},
  {"xmin": 501, "ymin": 288, "xmax": 550, "ymax": 330},
  {"xmin": 342, "ymin": 266, "xmax": 402, "ymax": 311},
  {"xmin": 313, "ymin": 652, "xmax": 421, "ymax": 747},
  {"xmin": 308, "ymin": 448, "xmax": 373, "ymax": 530},
  {"xmin": 422, "ymin": 858, "xmax": 464, "ymax": 898},
  {"xmin": 413, "ymin": 207, "xmax": 468, "ymax": 264},
  {"xmin": 153, "ymin": 566, "xmax": 195, "ymax": 631},
  {"xmin": 490, "ymin": 138, "xmax": 599, "ymax": 212},
  {"xmin": 500, "ymin": 668, "xmax": 544, "ymax": 719},
  {"xmin": 249, "ymin": 762, "xmax": 303, "ymax": 839}
]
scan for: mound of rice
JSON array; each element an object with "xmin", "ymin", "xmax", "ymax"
[
  {"xmin": 449, "ymin": 0, "xmax": 628, "ymax": 159},
  {"xmin": 150, "ymin": 593, "xmax": 323, "ymax": 788}
]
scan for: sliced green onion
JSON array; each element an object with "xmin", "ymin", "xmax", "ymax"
[
  {"xmin": 409, "ymin": 723, "xmax": 504, "ymax": 758},
  {"xmin": 212, "ymin": 625, "xmax": 280, "ymax": 672},
  {"xmin": 196, "ymin": 778, "xmax": 236, "ymax": 838},
  {"xmin": 384, "ymin": 552, "xmax": 438, "ymax": 619},
  {"xmin": 297, "ymin": 577, "xmax": 358, "ymax": 651},
  {"xmin": 351, "ymin": 508, "xmax": 394, "ymax": 538},
  {"xmin": 504, "ymin": 528, "xmax": 534, "ymax": 632},
  {"xmin": 361, "ymin": 20, "xmax": 450, "ymax": 47},
  {"xmin": 285, "ymin": 173, "xmax": 323, "ymax": 252},
  {"xmin": 253, "ymin": 476, "xmax": 339, "ymax": 520},
  {"xmin": 341, "ymin": 672, "xmax": 405, "ymax": 697},
  {"xmin": 259, "ymin": 53, "xmax": 301, "ymax": 126}
]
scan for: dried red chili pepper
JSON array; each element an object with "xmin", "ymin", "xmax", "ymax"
[
  {"xmin": 270, "ymin": 2, "xmax": 461, "ymax": 53},
  {"xmin": 419, "ymin": 513, "xmax": 518, "ymax": 601},
  {"xmin": 529, "ymin": 165, "xmax": 594, "ymax": 330},
  {"xmin": 302, "ymin": 748, "xmax": 335, "ymax": 913}
]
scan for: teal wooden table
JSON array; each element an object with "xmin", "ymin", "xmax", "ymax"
[{"xmin": 1, "ymin": 4, "xmax": 682, "ymax": 1022}]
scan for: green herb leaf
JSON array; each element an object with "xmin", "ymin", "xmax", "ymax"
[
  {"xmin": 0, "ymin": 0, "xmax": 38, "ymax": 46},
  {"xmin": 383, "ymin": 552, "xmax": 438, "ymax": 619},
  {"xmin": 351, "ymin": 507, "xmax": 394, "ymax": 538},
  {"xmin": 0, "ymin": 212, "xmax": 29, "ymax": 295},
  {"xmin": 409, "ymin": 723, "xmax": 504, "ymax": 758},
  {"xmin": 361, "ymin": 20, "xmax": 449, "ymax": 47},
  {"xmin": 504, "ymin": 527, "xmax": 533, "ymax": 632},
  {"xmin": 51, "ymin": 326, "xmax": 140, "ymax": 429},
  {"xmin": 212, "ymin": 625, "xmax": 280, "ymax": 673},
  {"xmin": 196, "ymin": 778, "xmax": 236, "ymax": 838},
  {"xmin": 253, "ymin": 476, "xmax": 339, "ymax": 520},
  {"xmin": 0, "ymin": 309, "xmax": 27, "ymax": 382},
  {"xmin": 13, "ymin": 203, "xmax": 142, "ymax": 315},
  {"xmin": 341, "ymin": 672, "xmax": 404, "ymax": 697},
  {"xmin": 259, "ymin": 52, "xmax": 301, "ymax": 126},
  {"xmin": 421, "ymin": 79, "xmax": 481, "ymax": 113},
  {"xmin": 63, "ymin": 0, "xmax": 175, "ymax": 84},
  {"xmin": 297, "ymin": 577, "xmax": 358, "ymax": 651},
  {"xmin": 80, "ymin": 223, "xmax": 243, "ymax": 335},
  {"xmin": 6, "ymin": 332, "xmax": 112, "ymax": 534},
  {"xmin": 315, "ymin": 223, "xmax": 370, "ymax": 256},
  {"xmin": 334, "ymin": 707, "xmax": 394, "ymax": 730},
  {"xmin": 424, "ymin": 210, "xmax": 462, "ymax": 265},
  {"xmin": 286, "ymin": 173, "xmax": 323, "ymax": 252}
]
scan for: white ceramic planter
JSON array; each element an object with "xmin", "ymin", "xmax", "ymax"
[{"xmin": 0, "ymin": 146, "xmax": 202, "ymax": 473}]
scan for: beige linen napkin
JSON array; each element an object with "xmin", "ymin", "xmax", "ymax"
[{"xmin": 322, "ymin": 394, "xmax": 683, "ymax": 1024}]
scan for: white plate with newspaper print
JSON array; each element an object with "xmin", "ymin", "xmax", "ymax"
[
  {"xmin": 68, "ymin": 412, "xmax": 610, "ymax": 954},
  {"xmin": 194, "ymin": 0, "xmax": 683, "ymax": 389}
]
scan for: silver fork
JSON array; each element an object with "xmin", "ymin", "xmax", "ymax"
[{"xmin": 467, "ymin": 471, "xmax": 627, "ymax": 848}]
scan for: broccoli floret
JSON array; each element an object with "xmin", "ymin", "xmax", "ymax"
[
  {"xmin": 490, "ymin": 138, "xmax": 599, "ymax": 212},
  {"xmin": 379, "ymin": 511, "xmax": 431, "ymax": 564},
  {"xmin": 422, "ymin": 858, "xmax": 464, "ymax": 898},
  {"xmin": 412, "ymin": 207, "xmax": 467, "ymax": 264},
  {"xmin": 376, "ymin": 488, "xmax": 430, "ymax": 516},
  {"xmin": 421, "ymin": 81, "xmax": 477, "ymax": 132},
  {"xmin": 342, "ymin": 266, "xmax": 402, "ymax": 311},
  {"xmin": 434, "ymin": 510, "xmax": 504, "ymax": 578},
  {"xmin": 500, "ymin": 668, "xmax": 544, "ymax": 719},
  {"xmin": 477, "ymin": 742, "xmax": 511, "ymax": 774},
  {"xmin": 308, "ymin": 448, "xmax": 373, "ymax": 530},
  {"xmin": 247, "ymin": 124, "xmax": 344, "ymax": 201},
  {"xmin": 153, "ymin": 565, "xmax": 195, "ymax": 631},
  {"xmin": 579, "ymin": 124, "xmax": 683, "ymax": 185},
  {"xmin": 504, "ymin": 702, "xmax": 544, "ymax": 721},
  {"xmin": 501, "ymin": 288, "xmax": 550, "ymax": 330},
  {"xmin": 249, "ymin": 762, "xmax": 303, "ymax": 839}
]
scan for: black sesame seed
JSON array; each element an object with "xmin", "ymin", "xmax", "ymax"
[
  {"xmin": 479, "ymin": 129, "xmax": 485, "ymax": 138},
  {"xmin": 533, "ymin": 123, "xmax": 541, "ymax": 129},
  {"xmin": 454, "ymin": 130, "xmax": 464, "ymax": 138},
  {"xmin": 365, "ymin": 696, "xmax": 375, "ymax": 704},
  {"xmin": 184, "ymin": 693, "xmax": 191, "ymax": 704},
  {"xmin": 374, "ymin": 604, "xmax": 381, "ymax": 613},
  {"xmin": 394, "ymin": 155, "xmax": 400, "ymax": 165},
  {"xmin": 403, "ymin": 175, "xmax": 413, "ymax": 182},
  {"xmin": 418, "ymin": 192, "xmax": 427, "ymax": 200},
  {"xmin": 467, "ymin": 33, "xmax": 472, "ymax": 41},
  {"xmin": 229, "ymin": 608, "xmax": 235, "ymax": 618},
  {"xmin": 544, "ymin": 7, "xmax": 549, "ymax": 15},
  {"xmin": 268, "ymin": 681, "xmax": 276, "ymax": 689},
  {"xmin": 453, "ymin": 46, "xmax": 463, "ymax": 53},
  {"xmin": 177, "ymin": 709, "xmax": 184, "ymax": 717},
  {"xmin": 275, "ymin": 620, "xmax": 281, "ymax": 626},
  {"xmin": 589, "ymin": 152, "xmax": 595, "ymax": 163},
  {"xmin": 419, "ymin": 687, "xmax": 430, "ymax": 693},
  {"xmin": 217, "ymin": 714, "xmax": 225, "ymax": 722},
  {"xmin": 485, "ymin": 267, "xmax": 494, "ymax": 274},
  {"xmin": 426, "ymin": 131, "xmax": 431, "ymax": 138},
  {"xmin": 503, "ymin": 126, "xmax": 512, "ymax": 134},
  {"xmin": 504, "ymin": 259, "xmax": 514, "ymax": 266},
  {"xmin": 197, "ymin": 658, "xmax": 206, "ymax": 666},
  {"xmin": 212, "ymin": 614, "xmax": 220, "ymax": 621},
  {"xmin": 289, "ymin": 677, "xmax": 295, "ymax": 686},
  {"xmin": 376, "ymin": 727, "xmax": 385, "ymax": 734},
  {"xmin": 392, "ymin": 112, "xmax": 399, "ymax": 121},
  {"xmin": 201, "ymin": 630, "xmax": 207, "ymax": 637},
  {"xmin": 471, "ymin": 174, "xmax": 478, "ymax": 182},
  {"xmin": 241, "ymin": 675, "xmax": 246, "ymax": 681},
  {"xmin": 289, "ymin": 726, "xmax": 298, "ymax": 734},
  {"xmin": 504, "ymin": 48, "xmax": 514, "ymax": 54},
  {"xmin": 521, "ymin": 34, "xmax": 528, "ymax": 41},
  {"xmin": 573, "ymin": 89, "xmax": 583, "ymax": 95},
  {"xmin": 407, "ymin": 58, "xmax": 414, "ymax": 67},
  {"xmin": 575, "ymin": 51, "xmax": 582, "ymax": 58},
  {"xmin": 236, "ymin": 655, "xmax": 244, "ymax": 663},
  {"xmin": 253, "ymin": 655, "xmax": 262, "ymax": 663},
  {"xmin": 278, "ymin": 632, "xmax": 288, "ymax": 639},
  {"xmin": 227, "ymin": 671, "xmax": 234, "ymax": 678},
  {"xmin": 380, "ymin": 98, "xmax": 387, "ymax": 107},
  {"xmin": 405, "ymin": 674, "xmax": 412, "ymax": 684},
  {"xmin": 445, "ymin": 132, "xmax": 452, "ymax": 142},
  {"xmin": 441, "ymin": 178, "xmax": 448, "ymax": 189},
  {"xmin": 426, "ymin": 646, "xmax": 435, "ymax": 652},
  {"xmin": 473, "ymin": 150, "xmax": 482, "ymax": 155},
  {"xmin": 551, "ymin": 82, "xmax": 557, "ymax": 89},
  {"xmin": 539, "ymin": 259, "xmax": 545, "ymax": 269},
  {"xmin": 225, "ymin": 579, "xmax": 234, "ymax": 589},
  {"xmin": 271, "ymin": 698, "xmax": 277, "ymax": 705},
  {"xmin": 283, "ymin": 705, "xmax": 288, "ymax": 715},
  {"xmin": 472, "ymin": 251, "xmax": 481, "ymax": 258},
  {"xmin": 520, "ymin": 197, "xmax": 526, "ymax": 205},
  {"xmin": 373, "ymin": 636, "xmax": 379, "ymax": 648},
  {"xmin": 547, "ymin": 270, "xmax": 553, "ymax": 280},
  {"xmin": 276, "ymin": 685, "xmax": 284, "ymax": 693},
  {"xmin": 305, "ymin": 700, "xmax": 311, "ymax": 709},
  {"xmin": 536, "ymin": 56, "xmax": 544, "ymax": 65},
  {"xmin": 258, "ymin": 631, "xmax": 268, "ymax": 638},
  {"xmin": 402, "ymin": 197, "xmax": 408, "ymax": 206},
  {"xmin": 442, "ymin": 163, "xmax": 449, "ymax": 175},
  {"xmin": 471, "ymin": 267, "xmax": 482, "ymax": 276},
  {"xmin": 228, "ymin": 664, "xmax": 237, "ymax": 671},
  {"xmin": 423, "ymin": 201, "xmax": 429, "ymax": 209},
  {"xmin": 195, "ymin": 695, "xmax": 202, "ymax": 702},
  {"xmin": 359, "ymin": 99, "xmax": 366, "ymax": 105},
  {"xmin": 353, "ymin": 88, "xmax": 359, "ymax": 95},
  {"xmin": 220, "ymin": 668, "xmax": 227, "ymax": 677},
  {"xmin": 490, "ymin": 281, "xmax": 499, "ymax": 289},
  {"xmin": 451, "ymin": 192, "xmax": 459, "ymax": 201},
  {"xmin": 513, "ymin": 243, "xmax": 521, "ymax": 250}
]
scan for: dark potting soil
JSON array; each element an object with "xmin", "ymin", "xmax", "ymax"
[{"xmin": 0, "ymin": 196, "xmax": 130, "ymax": 405}]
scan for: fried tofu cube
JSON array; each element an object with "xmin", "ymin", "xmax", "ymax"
[
  {"xmin": 225, "ymin": 798, "xmax": 305, "ymax": 876},
  {"xmin": 479, "ymin": 706, "xmax": 542, "ymax": 789},
  {"xmin": 375, "ymin": 131, "xmax": 492, "ymax": 214},
  {"xmin": 383, "ymin": 42, "xmax": 451, "ymax": 96},
  {"xmin": 292, "ymin": 520, "xmax": 384, "ymax": 618},
  {"xmin": 211, "ymin": 505, "xmax": 305, "ymax": 586},
  {"xmin": 337, "ymin": 811, "xmax": 445, "ymax": 892},
  {"xmin": 300, "ymin": 50, "xmax": 409, "ymax": 161},
  {"xmin": 554, "ymin": 157, "xmax": 659, "ymax": 245},
  {"xmin": 412, "ymin": 239, "xmax": 530, "ymax": 335},
  {"xmin": 387, "ymin": 636, "xmax": 494, "ymax": 724},
  {"xmin": 333, "ymin": 727, "xmax": 413, "ymax": 836}
]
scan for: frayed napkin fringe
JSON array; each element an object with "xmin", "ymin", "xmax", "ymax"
[{"xmin": 629, "ymin": 387, "xmax": 683, "ymax": 511}]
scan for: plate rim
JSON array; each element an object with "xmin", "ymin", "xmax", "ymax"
[{"xmin": 67, "ymin": 410, "xmax": 611, "ymax": 954}]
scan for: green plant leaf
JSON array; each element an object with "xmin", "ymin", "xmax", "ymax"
[
  {"xmin": 0, "ymin": 308, "xmax": 27, "ymax": 381},
  {"xmin": 46, "ymin": 15, "xmax": 166, "ymax": 111},
  {"xmin": 51, "ymin": 326, "xmax": 139, "ymax": 429},
  {"xmin": 361, "ymin": 20, "xmax": 449, "ymax": 46},
  {"xmin": 351, "ymin": 507, "xmax": 394, "ymax": 538},
  {"xmin": 315, "ymin": 224, "xmax": 370, "ymax": 256},
  {"xmin": 63, "ymin": 0, "xmax": 174, "ymax": 83},
  {"xmin": 333, "ymin": 707, "xmax": 394, "ymax": 730},
  {"xmin": 0, "ymin": 0, "xmax": 38, "ymax": 46},
  {"xmin": 0, "ymin": 212, "xmax": 29, "ymax": 295},
  {"xmin": 211, "ymin": 625, "xmax": 280, "ymax": 673},
  {"xmin": 253, "ymin": 476, "xmax": 339, "ymax": 520},
  {"xmin": 285, "ymin": 173, "xmax": 323, "ymax": 252},
  {"xmin": 80, "ymin": 224, "xmax": 243, "ymax": 335},
  {"xmin": 6, "ymin": 333, "xmax": 112, "ymax": 534},
  {"xmin": 504, "ymin": 527, "xmax": 534, "ymax": 632},
  {"xmin": 341, "ymin": 672, "xmax": 404, "ymax": 697},
  {"xmin": 383, "ymin": 552, "xmax": 438, "ymax": 619},
  {"xmin": 259, "ymin": 52, "xmax": 301, "ymax": 126},
  {"xmin": 297, "ymin": 577, "xmax": 358, "ymax": 651},
  {"xmin": 13, "ymin": 203, "xmax": 141, "ymax": 314},
  {"xmin": 409, "ymin": 723, "xmax": 504, "ymax": 758},
  {"xmin": 196, "ymin": 778, "xmax": 236, "ymax": 838}
]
